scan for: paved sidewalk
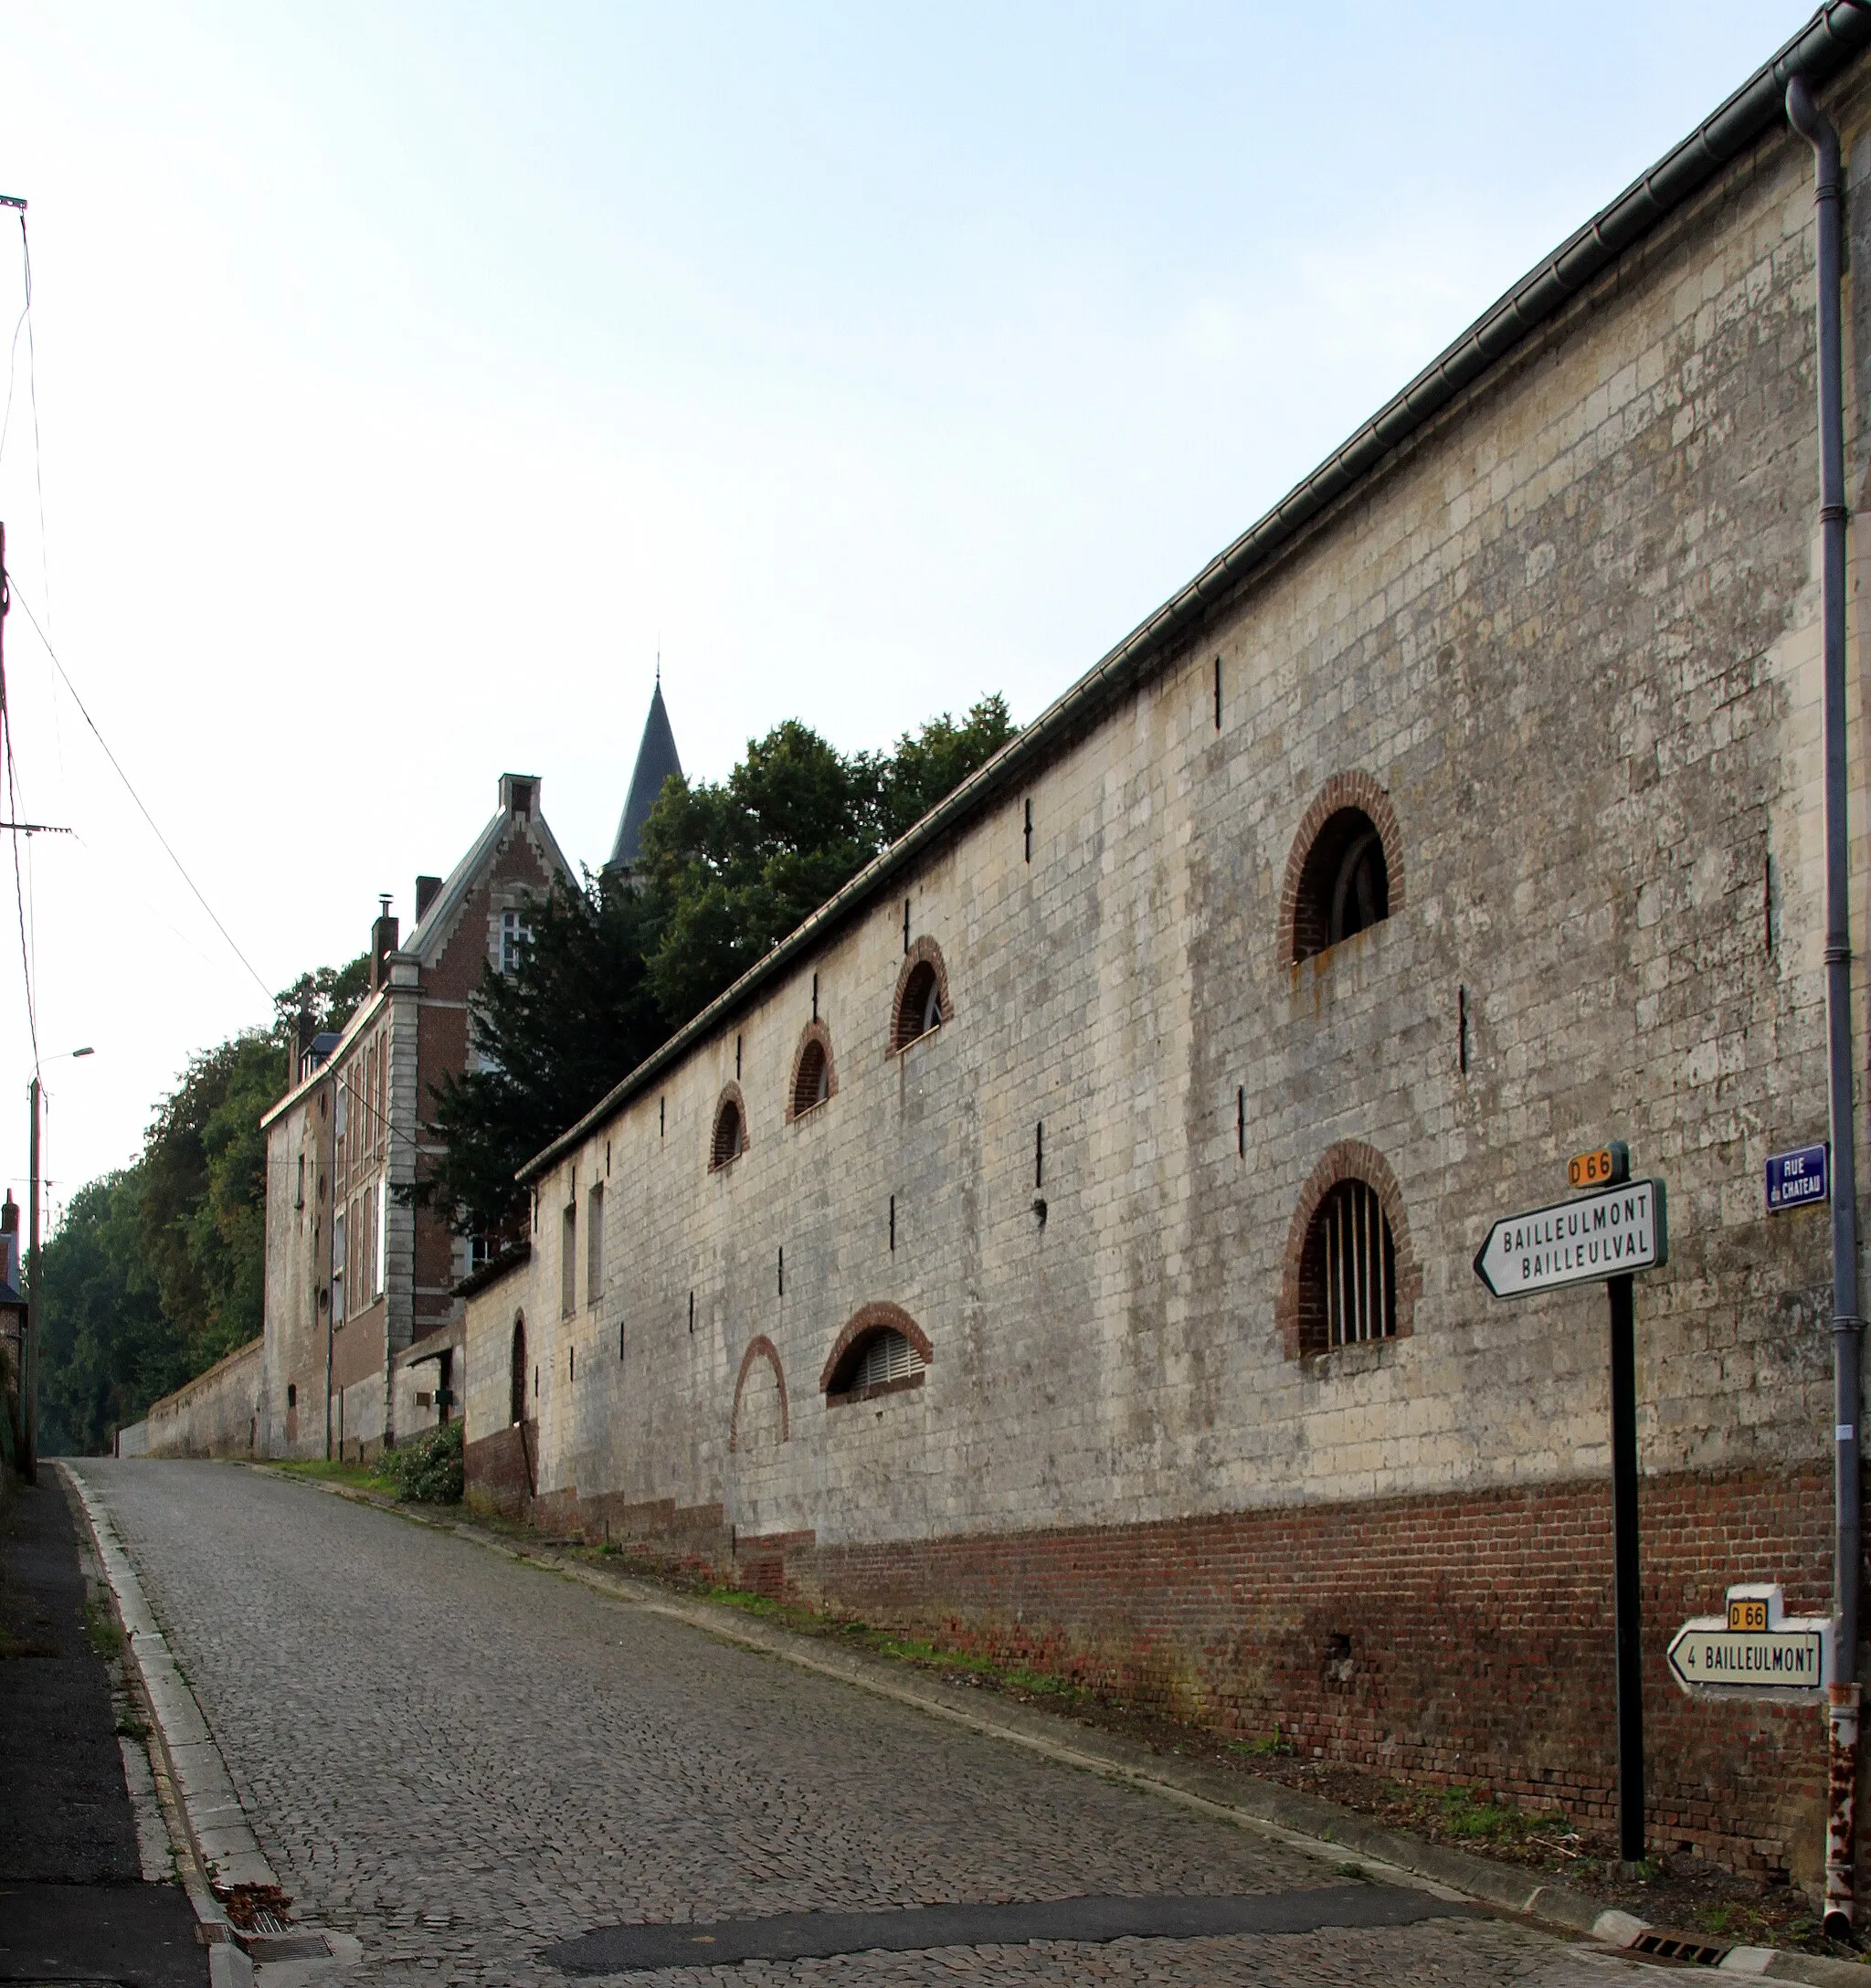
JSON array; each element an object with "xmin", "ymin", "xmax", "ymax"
[
  {"xmin": 0, "ymin": 1474, "xmax": 205, "ymax": 1987},
  {"xmin": 69, "ymin": 1460, "xmax": 1658, "ymax": 1987}
]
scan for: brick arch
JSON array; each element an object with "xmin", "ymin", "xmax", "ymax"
[
  {"xmin": 1275, "ymin": 1141, "xmax": 1421, "ymax": 1358},
  {"xmin": 890, "ymin": 938, "xmax": 951, "ymax": 1053},
  {"xmin": 1276, "ymin": 770, "xmax": 1405, "ymax": 968},
  {"xmin": 709, "ymin": 1081, "xmax": 749, "ymax": 1171},
  {"xmin": 819, "ymin": 1301, "xmax": 934, "ymax": 1395},
  {"xmin": 729, "ymin": 1334, "xmax": 789, "ymax": 1452},
  {"xmin": 786, "ymin": 1019, "xmax": 839, "ymax": 1123}
]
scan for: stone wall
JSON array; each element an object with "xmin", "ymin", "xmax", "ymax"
[
  {"xmin": 460, "ymin": 62, "xmax": 1871, "ymax": 1888},
  {"xmin": 144, "ymin": 1338, "xmax": 264, "ymax": 1459}
]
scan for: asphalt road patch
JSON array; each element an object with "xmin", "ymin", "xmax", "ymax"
[{"xmin": 545, "ymin": 1882, "xmax": 1470, "ymax": 1972}]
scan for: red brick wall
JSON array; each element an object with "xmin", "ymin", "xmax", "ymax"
[
  {"xmin": 504, "ymin": 1460, "xmax": 1842, "ymax": 1888},
  {"xmin": 790, "ymin": 1466, "xmax": 1835, "ymax": 1885}
]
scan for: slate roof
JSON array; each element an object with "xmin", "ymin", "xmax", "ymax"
[{"xmin": 608, "ymin": 682, "xmax": 683, "ymax": 872}]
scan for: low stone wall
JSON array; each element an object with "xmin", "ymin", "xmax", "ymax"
[
  {"xmin": 144, "ymin": 1338, "xmax": 264, "ymax": 1458},
  {"xmin": 114, "ymin": 1421, "xmax": 149, "ymax": 1457}
]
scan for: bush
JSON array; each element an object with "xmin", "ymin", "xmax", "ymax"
[{"xmin": 381, "ymin": 1418, "xmax": 463, "ymax": 1503}]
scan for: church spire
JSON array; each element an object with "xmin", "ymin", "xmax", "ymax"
[{"xmin": 607, "ymin": 679, "xmax": 683, "ymax": 873}]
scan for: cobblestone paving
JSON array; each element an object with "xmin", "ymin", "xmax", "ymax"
[{"xmin": 74, "ymin": 1463, "xmax": 1656, "ymax": 1988}]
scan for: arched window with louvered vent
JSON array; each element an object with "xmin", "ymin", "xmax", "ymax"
[{"xmin": 822, "ymin": 1303, "xmax": 934, "ymax": 1405}]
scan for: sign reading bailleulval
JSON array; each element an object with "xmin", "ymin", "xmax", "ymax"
[{"xmin": 1472, "ymin": 1177, "xmax": 1667, "ymax": 1299}]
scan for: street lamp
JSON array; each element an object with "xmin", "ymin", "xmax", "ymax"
[{"xmin": 20, "ymin": 1046, "xmax": 98, "ymax": 1483}]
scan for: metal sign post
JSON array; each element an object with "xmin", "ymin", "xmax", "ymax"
[{"xmin": 1475, "ymin": 1147, "xmax": 1667, "ymax": 1866}]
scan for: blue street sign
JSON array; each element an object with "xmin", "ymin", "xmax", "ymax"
[{"xmin": 1766, "ymin": 1143, "xmax": 1829, "ymax": 1213}]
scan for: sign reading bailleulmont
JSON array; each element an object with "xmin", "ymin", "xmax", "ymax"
[
  {"xmin": 1666, "ymin": 1586, "xmax": 1832, "ymax": 1705},
  {"xmin": 1472, "ymin": 1178, "xmax": 1666, "ymax": 1299}
]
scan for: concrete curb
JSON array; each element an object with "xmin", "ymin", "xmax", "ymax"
[
  {"xmin": 262, "ymin": 1465, "xmax": 1867, "ymax": 1983},
  {"xmin": 60, "ymin": 1463, "xmax": 270, "ymax": 1987}
]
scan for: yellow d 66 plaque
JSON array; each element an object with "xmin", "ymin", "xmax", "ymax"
[{"xmin": 1729, "ymin": 1597, "xmax": 1770, "ymax": 1632}]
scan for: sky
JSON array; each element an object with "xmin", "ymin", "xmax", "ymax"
[{"xmin": 0, "ymin": 1, "xmax": 1823, "ymax": 1222}]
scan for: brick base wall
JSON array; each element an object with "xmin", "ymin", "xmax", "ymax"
[{"xmin": 502, "ymin": 1459, "xmax": 1847, "ymax": 1891}]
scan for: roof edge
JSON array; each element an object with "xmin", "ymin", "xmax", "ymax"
[{"xmin": 521, "ymin": 0, "xmax": 1871, "ymax": 1185}]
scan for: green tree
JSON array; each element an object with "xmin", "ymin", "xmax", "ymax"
[
  {"xmin": 416, "ymin": 872, "xmax": 665, "ymax": 1238},
  {"xmin": 273, "ymin": 953, "xmax": 372, "ymax": 1045},
  {"xmin": 138, "ymin": 1031, "xmax": 289, "ymax": 1372},
  {"xmin": 638, "ymin": 697, "xmax": 1017, "ymax": 1027},
  {"xmin": 412, "ymin": 696, "xmax": 1017, "ymax": 1236},
  {"xmin": 36, "ymin": 1168, "xmax": 184, "ymax": 1455},
  {"xmin": 877, "ymin": 693, "xmax": 1017, "ymax": 842}
]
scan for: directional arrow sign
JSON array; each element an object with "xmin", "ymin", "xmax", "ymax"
[
  {"xmin": 1665, "ymin": 1588, "xmax": 1830, "ymax": 1703},
  {"xmin": 1473, "ymin": 1178, "xmax": 1666, "ymax": 1299}
]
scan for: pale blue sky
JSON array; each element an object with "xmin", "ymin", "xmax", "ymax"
[{"xmin": 0, "ymin": 2, "xmax": 1817, "ymax": 1205}]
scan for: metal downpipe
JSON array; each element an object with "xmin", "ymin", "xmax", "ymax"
[{"xmin": 1790, "ymin": 72, "xmax": 1863, "ymax": 1940}]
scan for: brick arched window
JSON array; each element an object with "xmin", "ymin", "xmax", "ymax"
[
  {"xmin": 788, "ymin": 1021, "xmax": 837, "ymax": 1122},
  {"xmin": 821, "ymin": 1302, "xmax": 934, "ymax": 1405},
  {"xmin": 891, "ymin": 939, "xmax": 950, "ymax": 1052},
  {"xmin": 509, "ymin": 1313, "xmax": 527, "ymax": 1426},
  {"xmin": 710, "ymin": 1084, "xmax": 747, "ymax": 1170},
  {"xmin": 1277, "ymin": 1143, "xmax": 1420, "ymax": 1358},
  {"xmin": 1279, "ymin": 773, "xmax": 1404, "ymax": 965}
]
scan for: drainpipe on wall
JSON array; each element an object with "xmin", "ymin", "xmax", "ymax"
[{"xmin": 1789, "ymin": 72, "xmax": 1863, "ymax": 1940}]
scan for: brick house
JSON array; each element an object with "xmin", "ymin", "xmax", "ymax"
[
  {"xmin": 259, "ymin": 773, "xmax": 570, "ymax": 1459},
  {"xmin": 460, "ymin": 16, "xmax": 1871, "ymax": 1894}
]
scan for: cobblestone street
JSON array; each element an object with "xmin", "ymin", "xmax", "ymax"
[{"xmin": 71, "ymin": 1461, "xmax": 1656, "ymax": 1987}]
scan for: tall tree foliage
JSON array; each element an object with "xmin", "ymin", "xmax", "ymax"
[
  {"xmin": 35, "ymin": 1169, "xmax": 182, "ymax": 1457},
  {"xmin": 637, "ymin": 695, "xmax": 1017, "ymax": 1027},
  {"xmin": 418, "ymin": 695, "xmax": 1018, "ymax": 1237},
  {"xmin": 417, "ymin": 873, "xmax": 665, "ymax": 1241}
]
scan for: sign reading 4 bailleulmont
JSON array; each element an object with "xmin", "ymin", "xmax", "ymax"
[{"xmin": 1473, "ymin": 1178, "xmax": 1667, "ymax": 1299}]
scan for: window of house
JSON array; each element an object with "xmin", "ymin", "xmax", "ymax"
[
  {"xmin": 510, "ymin": 1317, "xmax": 527, "ymax": 1425},
  {"xmin": 332, "ymin": 1211, "xmax": 347, "ymax": 1324},
  {"xmin": 334, "ymin": 1079, "xmax": 348, "ymax": 1139},
  {"xmin": 287, "ymin": 1382, "xmax": 297, "ymax": 1409},
  {"xmin": 1301, "ymin": 1178, "xmax": 1396, "ymax": 1349},
  {"xmin": 587, "ymin": 1182, "xmax": 605, "ymax": 1305},
  {"xmin": 501, "ymin": 909, "xmax": 530, "ymax": 975},
  {"xmin": 295, "ymin": 1153, "xmax": 305, "ymax": 1211},
  {"xmin": 711, "ymin": 1095, "xmax": 745, "ymax": 1169},
  {"xmin": 1292, "ymin": 809, "xmax": 1390, "ymax": 960},
  {"xmin": 824, "ymin": 1306, "xmax": 931, "ymax": 1402},
  {"xmin": 892, "ymin": 955, "xmax": 946, "ymax": 1052},
  {"xmin": 561, "ymin": 1200, "xmax": 577, "ymax": 1317},
  {"xmin": 370, "ymin": 1177, "xmax": 387, "ymax": 1302},
  {"xmin": 851, "ymin": 1328, "xmax": 922, "ymax": 1391},
  {"xmin": 791, "ymin": 1038, "xmax": 830, "ymax": 1118}
]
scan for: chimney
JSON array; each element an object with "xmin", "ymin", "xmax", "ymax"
[
  {"xmin": 498, "ymin": 773, "xmax": 539, "ymax": 820},
  {"xmin": 415, "ymin": 874, "xmax": 442, "ymax": 924},
  {"xmin": 369, "ymin": 895, "xmax": 399, "ymax": 991}
]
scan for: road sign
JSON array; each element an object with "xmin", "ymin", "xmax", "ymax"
[
  {"xmin": 1666, "ymin": 1584, "xmax": 1831, "ymax": 1703},
  {"xmin": 1569, "ymin": 1142, "xmax": 1628, "ymax": 1190},
  {"xmin": 1766, "ymin": 1143, "xmax": 1828, "ymax": 1213},
  {"xmin": 1473, "ymin": 1178, "xmax": 1666, "ymax": 1299}
]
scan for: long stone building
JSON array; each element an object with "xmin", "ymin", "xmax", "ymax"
[{"xmin": 452, "ymin": 7, "xmax": 1871, "ymax": 1894}]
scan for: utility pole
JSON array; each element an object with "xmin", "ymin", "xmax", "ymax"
[{"xmin": 22, "ymin": 1073, "xmax": 37, "ymax": 1483}]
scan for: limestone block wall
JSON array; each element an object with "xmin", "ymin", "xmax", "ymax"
[
  {"xmin": 461, "ymin": 65, "xmax": 1871, "ymax": 1887},
  {"xmin": 144, "ymin": 1338, "xmax": 263, "ymax": 1459}
]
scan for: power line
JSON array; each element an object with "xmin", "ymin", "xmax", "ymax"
[{"xmin": 6, "ymin": 584, "xmax": 273, "ymax": 1006}]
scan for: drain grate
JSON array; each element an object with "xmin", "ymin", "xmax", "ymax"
[
  {"xmin": 1629, "ymin": 1930, "xmax": 1731, "ymax": 1966},
  {"xmin": 248, "ymin": 1909, "xmax": 291, "ymax": 1935}
]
